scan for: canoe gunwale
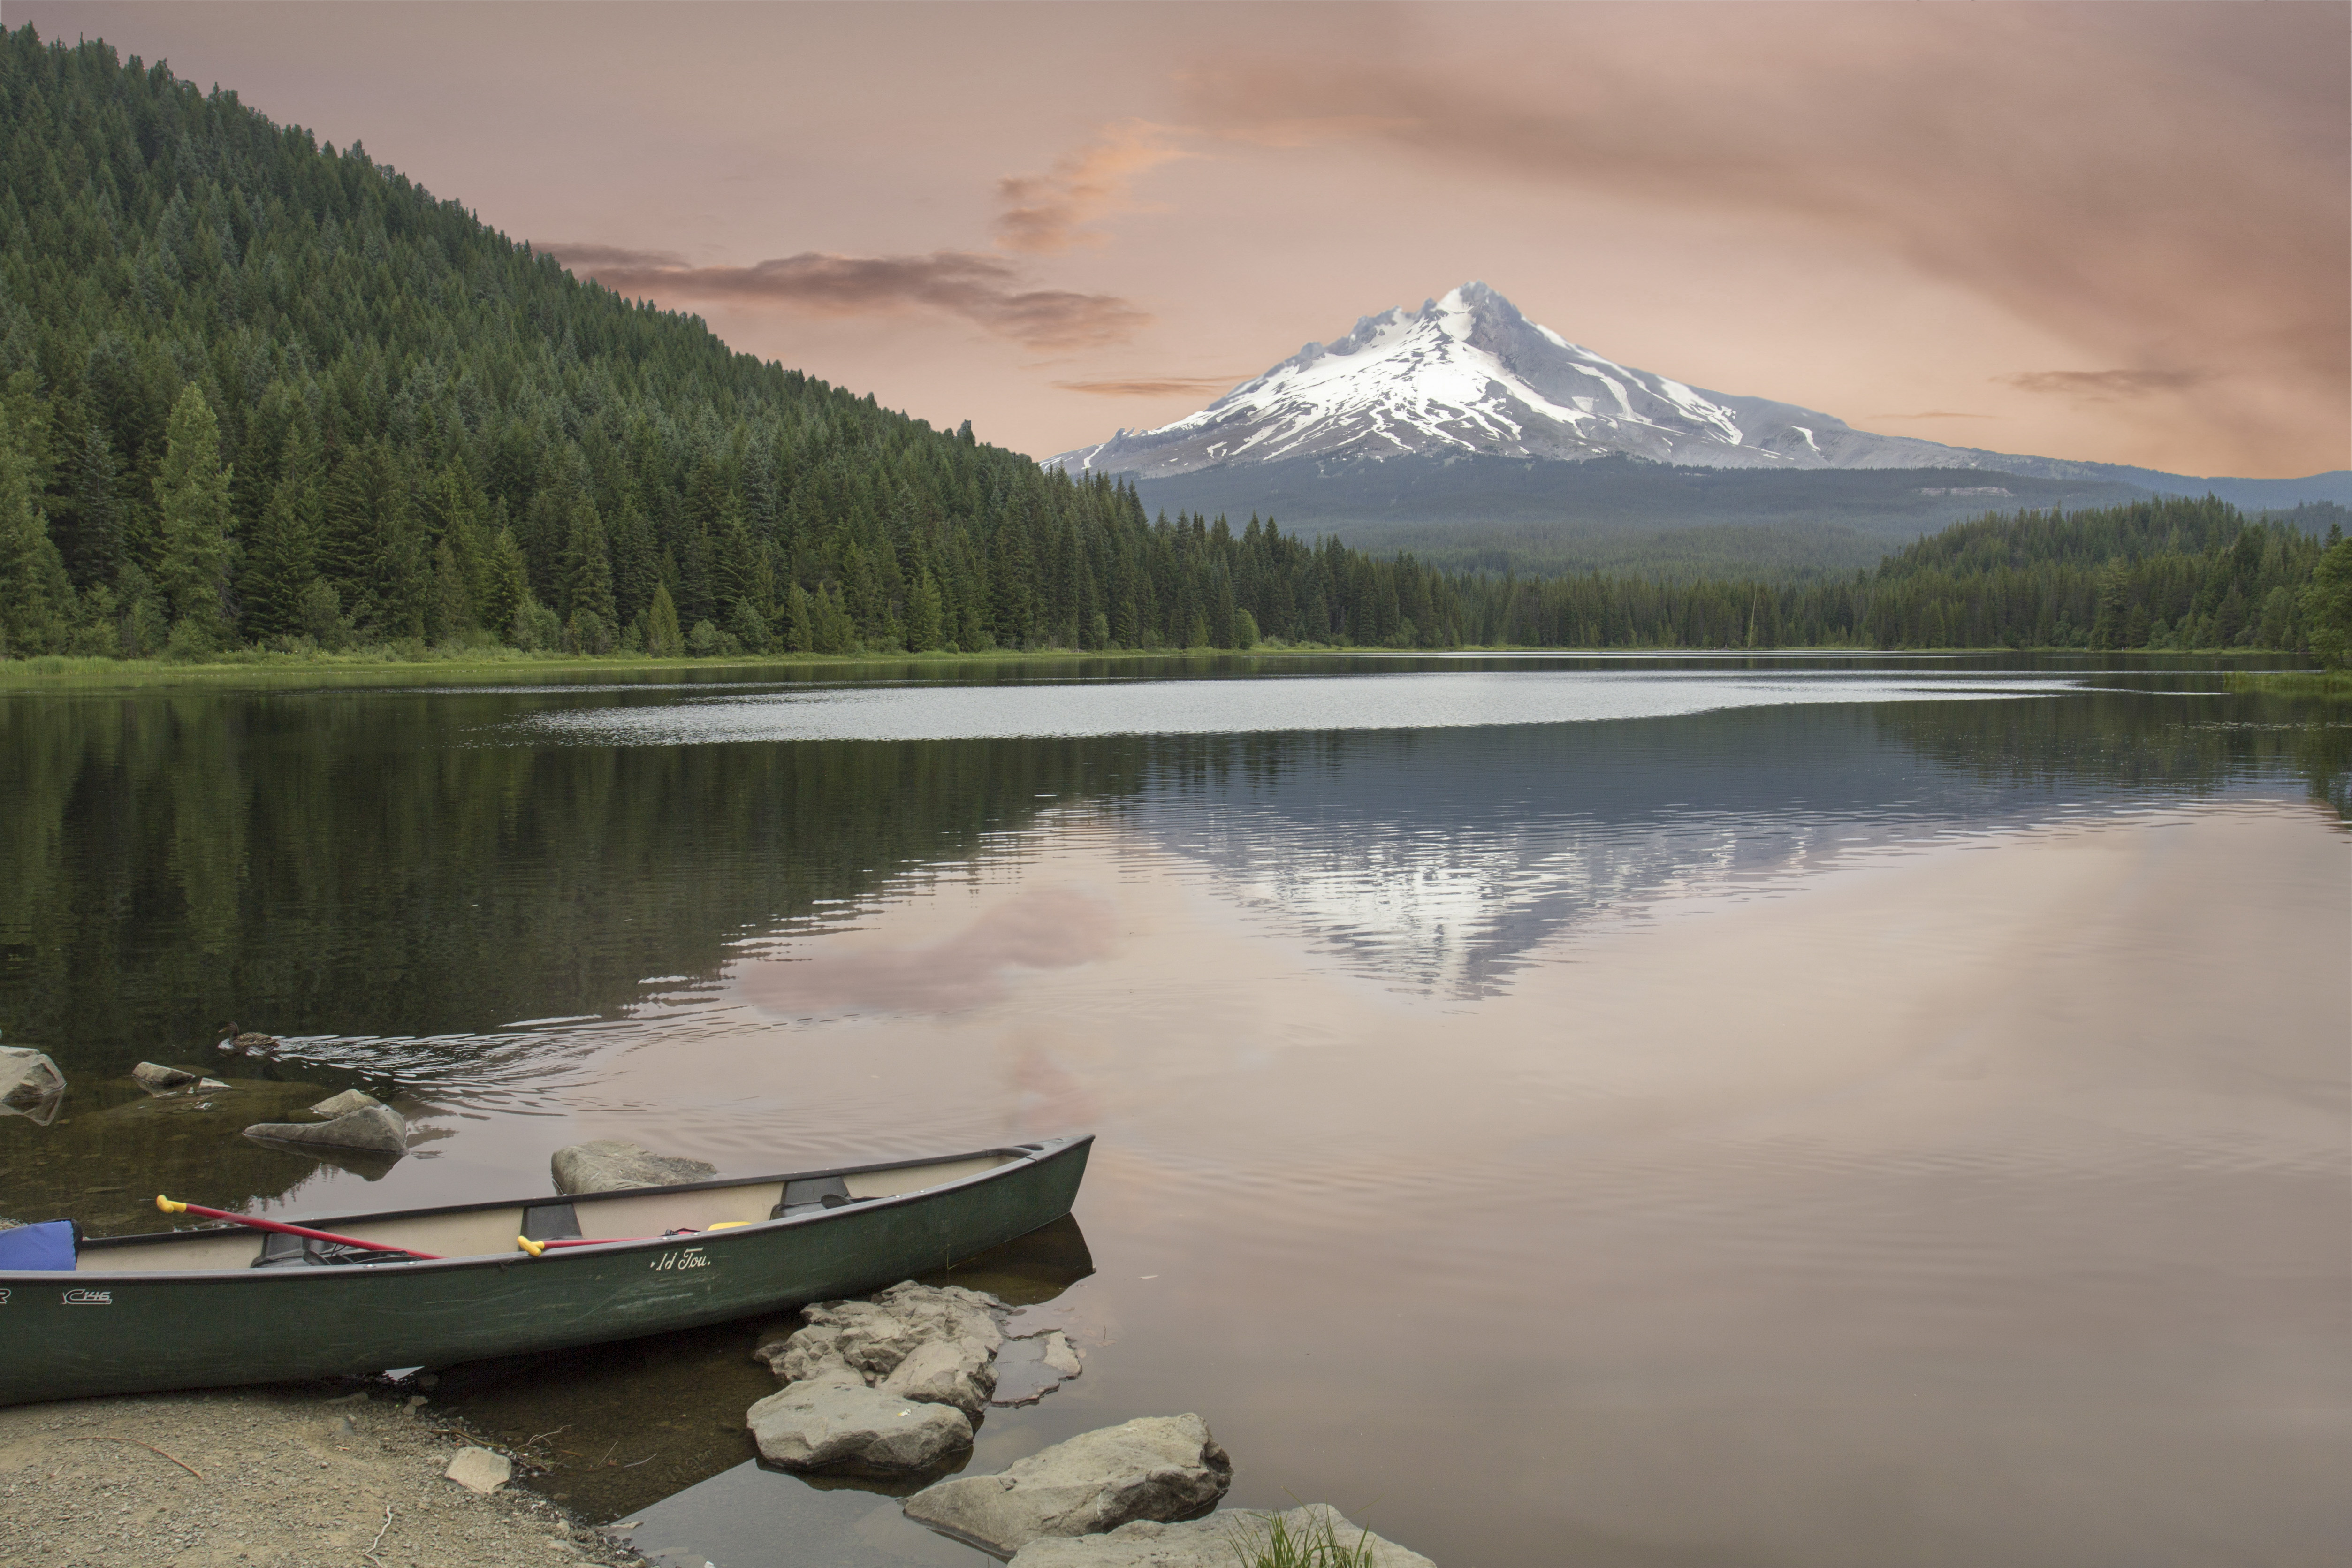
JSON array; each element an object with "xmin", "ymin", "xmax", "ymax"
[{"xmin": 19, "ymin": 1134, "xmax": 1091, "ymax": 1286}]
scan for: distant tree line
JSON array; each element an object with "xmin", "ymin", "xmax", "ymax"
[{"xmin": 1449, "ymin": 496, "xmax": 2344, "ymax": 655}]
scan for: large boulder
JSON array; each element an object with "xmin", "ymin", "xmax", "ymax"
[
  {"xmin": 1009, "ymin": 1507, "xmax": 1435, "ymax": 1568},
  {"xmin": 549, "ymin": 1139, "xmax": 717, "ymax": 1194},
  {"xmin": 747, "ymin": 1361, "xmax": 974, "ymax": 1472},
  {"xmin": 0, "ymin": 1048, "xmax": 65, "ymax": 1121},
  {"xmin": 244, "ymin": 1103, "xmax": 408, "ymax": 1156},
  {"xmin": 1011, "ymin": 1509, "xmax": 1430, "ymax": 1568},
  {"xmin": 902, "ymin": 1414, "xmax": 1233, "ymax": 1556}
]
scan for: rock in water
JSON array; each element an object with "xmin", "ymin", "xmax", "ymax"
[
  {"xmin": 307, "ymin": 1089, "xmax": 382, "ymax": 1117},
  {"xmin": 878, "ymin": 1336, "xmax": 998, "ymax": 1416},
  {"xmin": 0, "ymin": 1048, "xmax": 66, "ymax": 1118},
  {"xmin": 444, "ymin": 1446, "xmax": 512, "ymax": 1493},
  {"xmin": 549, "ymin": 1139, "xmax": 717, "ymax": 1194},
  {"xmin": 903, "ymin": 1414, "xmax": 1233, "ymax": 1555},
  {"xmin": 131, "ymin": 1061, "xmax": 201, "ymax": 1093},
  {"xmin": 244, "ymin": 1103, "xmax": 408, "ymax": 1156},
  {"xmin": 747, "ymin": 1365, "xmax": 974, "ymax": 1472},
  {"xmin": 1008, "ymin": 1507, "xmax": 1436, "ymax": 1568}
]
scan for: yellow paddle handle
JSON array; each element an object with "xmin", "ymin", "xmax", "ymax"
[
  {"xmin": 516, "ymin": 1235, "xmax": 546, "ymax": 1257},
  {"xmin": 156, "ymin": 1195, "xmax": 187, "ymax": 1214}
]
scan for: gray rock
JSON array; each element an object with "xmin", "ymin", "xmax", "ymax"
[
  {"xmin": 549, "ymin": 1139, "xmax": 717, "ymax": 1195},
  {"xmin": 903, "ymin": 1414, "xmax": 1233, "ymax": 1555},
  {"xmin": 196, "ymin": 1078, "xmax": 230, "ymax": 1093},
  {"xmin": 0, "ymin": 1048, "xmax": 65, "ymax": 1122},
  {"xmin": 1009, "ymin": 1507, "xmax": 1435, "ymax": 1568},
  {"xmin": 444, "ymin": 1446, "xmax": 512, "ymax": 1493},
  {"xmin": 747, "ymin": 1367, "xmax": 974, "ymax": 1472},
  {"xmin": 244, "ymin": 1103, "xmax": 408, "ymax": 1156},
  {"xmin": 878, "ymin": 1336, "xmax": 998, "ymax": 1416},
  {"xmin": 308, "ymin": 1089, "xmax": 381, "ymax": 1117},
  {"xmin": 131, "ymin": 1061, "xmax": 200, "ymax": 1093}
]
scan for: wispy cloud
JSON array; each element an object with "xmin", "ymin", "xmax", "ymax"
[
  {"xmin": 994, "ymin": 120, "xmax": 1194, "ymax": 254},
  {"xmin": 543, "ymin": 245, "xmax": 1148, "ymax": 349},
  {"xmin": 2000, "ymin": 369, "xmax": 2210, "ymax": 400},
  {"xmin": 1054, "ymin": 375, "xmax": 1244, "ymax": 398},
  {"xmin": 1872, "ymin": 411, "xmax": 2000, "ymax": 421}
]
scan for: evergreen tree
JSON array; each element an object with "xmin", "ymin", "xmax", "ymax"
[
  {"xmin": 2304, "ymin": 536, "xmax": 2352, "ymax": 669},
  {"xmin": 241, "ymin": 472, "xmax": 321, "ymax": 642},
  {"xmin": 0, "ymin": 396, "xmax": 72, "ymax": 655},
  {"xmin": 480, "ymin": 527, "xmax": 531, "ymax": 636},
  {"xmin": 562, "ymin": 498, "xmax": 618, "ymax": 626},
  {"xmin": 646, "ymin": 579, "xmax": 684, "ymax": 658},
  {"xmin": 152, "ymin": 385, "xmax": 236, "ymax": 640}
]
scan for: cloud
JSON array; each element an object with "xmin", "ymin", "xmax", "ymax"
[
  {"xmin": 1054, "ymin": 375, "xmax": 1245, "ymax": 398},
  {"xmin": 2000, "ymin": 369, "xmax": 2211, "ymax": 401},
  {"xmin": 542, "ymin": 244, "xmax": 1148, "ymax": 349},
  {"xmin": 1872, "ymin": 411, "xmax": 2000, "ymax": 421},
  {"xmin": 995, "ymin": 120, "xmax": 1194, "ymax": 254},
  {"xmin": 1175, "ymin": 2, "xmax": 2348, "ymax": 473}
]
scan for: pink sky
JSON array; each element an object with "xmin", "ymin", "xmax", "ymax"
[{"xmin": 18, "ymin": 1, "xmax": 2348, "ymax": 477}]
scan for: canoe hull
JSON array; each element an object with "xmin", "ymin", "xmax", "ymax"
[{"xmin": 0, "ymin": 1134, "xmax": 1089, "ymax": 1406}]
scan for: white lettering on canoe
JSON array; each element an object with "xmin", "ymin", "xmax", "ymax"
[
  {"xmin": 0, "ymin": 1288, "xmax": 10, "ymax": 1305},
  {"xmin": 61, "ymin": 1289, "xmax": 113, "ymax": 1306},
  {"xmin": 647, "ymin": 1248, "xmax": 709, "ymax": 1272}
]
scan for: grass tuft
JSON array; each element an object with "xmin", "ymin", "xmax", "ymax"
[{"xmin": 1225, "ymin": 1508, "xmax": 1383, "ymax": 1568}]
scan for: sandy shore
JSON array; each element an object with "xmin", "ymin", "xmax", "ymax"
[{"xmin": 0, "ymin": 1388, "xmax": 643, "ymax": 1568}]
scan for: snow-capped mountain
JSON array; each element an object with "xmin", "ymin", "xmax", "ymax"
[{"xmin": 1051, "ymin": 282, "xmax": 2080, "ymax": 480}]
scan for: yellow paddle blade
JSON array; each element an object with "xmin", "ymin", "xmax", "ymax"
[
  {"xmin": 708, "ymin": 1221, "xmax": 750, "ymax": 1231},
  {"xmin": 516, "ymin": 1235, "xmax": 546, "ymax": 1257}
]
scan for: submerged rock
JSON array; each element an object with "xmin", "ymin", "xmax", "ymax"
[
  {"xmin": 131, "ymin": 1061, "xmax": 202, "ymax": 1093},
  {"xmin": 0, "ymin": 1048, "xmax": 66, "ymax": 1123},
  {"xmin": 747, "ymin": 1365, "xmax": 974, "ymax": 1472},
  {"xmin": 307, "ymin": 1089, "xmax": 382, "ymax": 1117},
  {"xmin": 902, "ymin": 1414, "xmax": 1233, "ymax": 1555},
  {"xmin": 549, "ymin": 1139, "xmax": 717, "ymax": 1194},
  {"xmin": 1008, "ymin": 1506, "xmax": 1436, "ymax": 1568},
  {"xmin": 244, "ymin": 1103, "xmax": 408, "ymax": 1156}
]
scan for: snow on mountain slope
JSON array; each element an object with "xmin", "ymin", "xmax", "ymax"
[{"xmin": 1048, "ymin": 282, "xmax": 2023, "ymax": 480}]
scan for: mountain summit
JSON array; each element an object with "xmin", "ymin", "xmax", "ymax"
[{"xmin": 1051, "ymin": 282, "xmax": 2062, "ymax": 480}]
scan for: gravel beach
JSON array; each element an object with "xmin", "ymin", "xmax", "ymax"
[{"xmin": 0, "ymin": 1387, "xmax": 644, "ymax": 1567}]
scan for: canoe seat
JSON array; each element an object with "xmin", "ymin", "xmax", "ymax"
[
  {"xmin": 775, "ymin": 1177, "xmax": 868, "ymax": 1218},
  {"xmin": 248, "ymin": 1233, "xmax": 414, "ymax": 1269},
  {"xmin": 521, "ymin": 1203, "xmax": 582, "ymax": 1241}
]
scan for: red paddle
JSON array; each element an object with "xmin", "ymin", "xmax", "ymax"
[{"xmin": 155, "ymin": 1195, "xmax": 440, "ymax": 1260}]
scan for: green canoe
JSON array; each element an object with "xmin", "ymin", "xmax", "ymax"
[{"xmin": 0, "ymin": 1133, "xmax": 1091, "ymax": 1406}]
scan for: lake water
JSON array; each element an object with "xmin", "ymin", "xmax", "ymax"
[{"xmin": 2, "ymin": 654, "xmax": 2345, "ymax": 1568}]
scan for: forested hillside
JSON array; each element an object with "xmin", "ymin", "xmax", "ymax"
[
  {"xmin": 0, "ymin": 28, "xmax": 1457, "ymax": 660},
  {"xmin": 0, "ymin": 28, "xmax": 2341, "ymax": 662}
]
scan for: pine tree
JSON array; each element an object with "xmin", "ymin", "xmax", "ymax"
[
  {"xmin": 0, "ymin": 396, "xmax": 72, "ymax": 655},
  {"xmin": 241, "ymin": 471, "xmax": 320, "ymax": 642},
  {"xmin": 562, "ymin": 498, "xmax": 618, "ymax": 626},
  {"xmin": 481, "ymin": 527, "xmax": 531, "ymax": 636},
  {"xmin": 906, "ymin": 567, "xmax": 943, "ymax": 652},
  {"xmin": 647, "ymin": 579, "xmax": 684, "ymax": 658},
  {"xmin": 152, "ymin": 384, "xmax": 236, "ymax": 640}
]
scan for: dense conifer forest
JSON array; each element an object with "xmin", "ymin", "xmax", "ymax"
[{"xmin": 1, "ymin": 27, "xmax": 2346, "ymax": 663}]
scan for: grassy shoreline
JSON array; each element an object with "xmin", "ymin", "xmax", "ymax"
[
  {"xmin": 0, "ymin": 644, "xmax": 2314, "ymax": 693},
  {"xmin": 2227, "ymin": 669, "xmax": 2352, "ymax": 698}
]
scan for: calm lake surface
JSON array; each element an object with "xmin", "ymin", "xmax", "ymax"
[{"xmin": 3, "ymin": 653, "xmax": 2346, "ymax": 1568}]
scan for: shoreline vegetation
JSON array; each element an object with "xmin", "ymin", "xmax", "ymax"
[{"xmin": 0, "ymin": 641, "xmax": 2314, "ymax": 693}]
